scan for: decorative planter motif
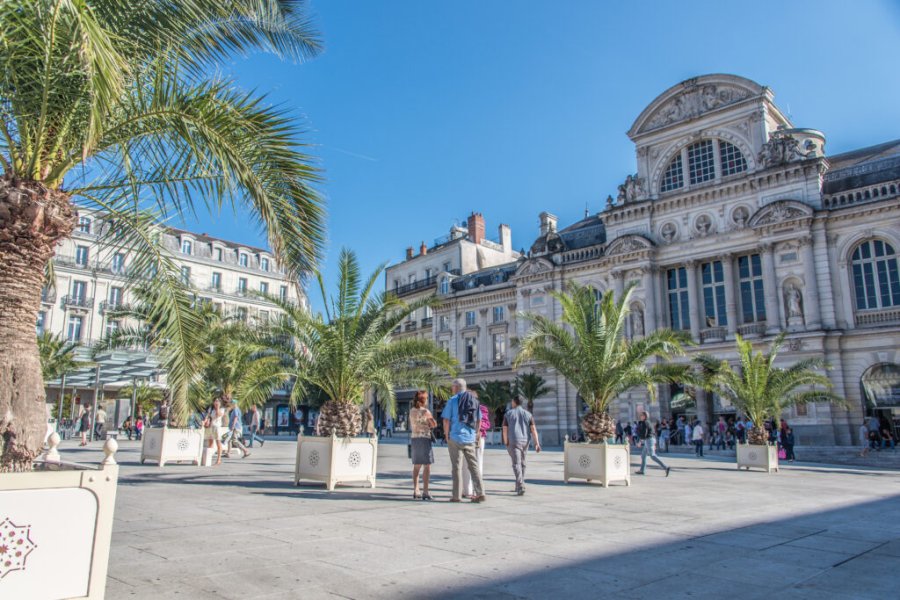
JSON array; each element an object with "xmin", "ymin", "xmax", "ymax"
[
  {"xmin": 563, "ymin": 440, "xmax": 631, "ymax": 487},
  {"xmin": 294, "ymin": 433, "xmax": 378, "ymax": 491},
  {"xmin": 140, "ymin": 427, "xmax": 203, "ymax": 467},
  {"xmin": 0, "ymin": 437, "xmax": 119, "ymax": 599},
  {"xmin": 736, "ymin": 443, "xmax": 779, "ymax": 473}
]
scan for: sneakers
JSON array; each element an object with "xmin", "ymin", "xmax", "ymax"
[
  {"xmin": 516, "ymin": 488, "xmax": 525, "ymax": 496},
  {"xmin": 634, "ymin": 471, "xmax": 645, "ymax": 475},
  {"xmin": 470, "ymin": 495, "xmax": 486, "ymax": 503},
  {"xmin": 665, "ymin": 467, "xmax": 671, "ymax": 477}
]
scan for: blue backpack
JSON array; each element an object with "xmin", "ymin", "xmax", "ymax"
[{"xmin": 457, "ymin": 392, "xmax": 480, "ymax": 430}]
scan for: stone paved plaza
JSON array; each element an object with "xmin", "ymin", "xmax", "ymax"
[{"xmin": 64, "ymin": 438, "xmax": 900, "ymax": 599}]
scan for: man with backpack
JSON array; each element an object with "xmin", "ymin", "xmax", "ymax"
[
  {"xmin": 441, "ymin": 378, "xmax": 485, "ymax": 503},
  {"xmin": 635, "ymin": 411, "xmax": 671, "ymax": 477}
]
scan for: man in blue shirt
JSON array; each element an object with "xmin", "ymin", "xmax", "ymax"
[
  {"xmin": 442, "ymin": 378, "xmax": 485, "ymax": 503},
  {"xmin": 223, "ymin": 398, "xmax": 251, "ymax": 458}
]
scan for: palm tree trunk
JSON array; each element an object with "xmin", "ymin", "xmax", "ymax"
[
  {"xmin": 0, "ymin": 178, "xmax": 75, "ymax": 471},
  {"xmin": 318, "ymin": 400, "xmax": 362, "ymax": 437}
]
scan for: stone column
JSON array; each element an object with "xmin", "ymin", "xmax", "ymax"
[
  {"xmin": 800, "ymin": 236, "xmax": 821, "ymax": 329},
  {"xmin": 761, "ymin": 243, "xmax": 781, "ymax": 333},
  {"xmin": 722, "ymin": 253, "xmax": 737, "ymax": 339},
  {"xmin": 611, "ymin": 269, "xmax": 624, "ymax": 301},
  {"xmin": 641, "ymin": 267, "xmax": 657, "ymax": 333},
  {"xmin": 685, "ymin": 260, "xmax": 701, "ymax": 342}
]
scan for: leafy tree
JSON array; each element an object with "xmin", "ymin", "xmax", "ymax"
[
  {"xmin": 516, "ymin": 283, "xmax": 689, "ymax": 442},
  {"xmin": 698, "ymin": 334, "xmax": 844, "ymax": 445},
  {"xmin": 37, "ymin": 332, "xmax": 92, "ymax": 382},
  {"xmin": 514, "ymin": 371, "xmax": 553, "ymax": 413},
  {"xmin": 118, "ymin": 383, "xmax": 165, "ymax": 418},
  {"xmin": 0, "ymin": 1, "xmax": 325, "ymax": 470},
  {"xmin": 473, "ymin": 380, "xmax": 512, "ymax": 428},
  {"xmin": 263, "ymin": 249, "xmax": 458, "ymax": 437}
]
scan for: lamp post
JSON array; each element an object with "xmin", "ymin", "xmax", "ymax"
[{"xmin": 56, "ymin": 373, "xmax": 67, "ymax": 433}]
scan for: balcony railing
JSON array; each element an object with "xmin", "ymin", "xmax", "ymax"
[
  {"xmin": 855, "ymin": 307, "xmax": 900, "ymax": 327},
  {"xmin": 404, "ymin": 321, "xmax": 417, "ymax": 332},
  {"xmin": 62, "ymin": 295, "xmax": 94, "ymax": 309},
  {"xmin": 700, "ymin": 327, "xmax": 727, "ymax": 343},
  {"xmin": 421, "ymin": 317, "xmax": 433, "ymax": 328},
  {"xmin": 55, "ymin": 255, "xmax": 94, "ymax": 270},
  {"xmin": 99, "ymin": 301, "xmax": 129, "ymax": 314},
  {"xmin": 393, "ymin": 276, "xmax": 438, "ymax": 297},
  {"xmin": 737, "ymin": 322, "xmax": 766, "ymax": 337},
  {"xmin": 492, "ymin": 359, "xmax": 506, "ymax": 367}
]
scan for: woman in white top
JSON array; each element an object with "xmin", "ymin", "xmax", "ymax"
[{"xmin": 203, "ymin": 398, "xmax": 228, "ymax": 465}]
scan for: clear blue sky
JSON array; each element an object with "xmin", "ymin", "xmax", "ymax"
[{"xmin": 174, "ymin": 0, "xmax": 900, "ymax": 312}]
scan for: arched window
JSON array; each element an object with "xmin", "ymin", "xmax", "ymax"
[
  {"xmin": 851, "ymin": 240, "xmax": 900, "ymax": 310},
  {"xmin": 659, "ymin": 139, "xmax": 747, "ymax": 193}
]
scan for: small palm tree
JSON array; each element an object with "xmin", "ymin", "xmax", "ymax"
[
  {"xmin": 38, "ymin": 332, "xmax": 91, "ymax": 382},
  {"xmin": 263, "ymin": 249, "xmax": 458, "ymax": 437},
  {"xmin": 514, "ymin": 372, "xmax": 553, "ymax": 413},
  {"xmin": 118, "ymin": 383, "xmax": 165, "ymax": 419},
  {"xmin": 474, "ymin": 380, "xmax": 512, "ymax": 428},
  {"xmin": 516, "ymin": 283, "xmax": 689, "ymax": 442},
  {"xmin": 700, "ymin": 334, "xmax": 844, "ymax": 445},
  {"xmin": 0, "ymin": 1, "xmax": 326, "ymax": 470}
]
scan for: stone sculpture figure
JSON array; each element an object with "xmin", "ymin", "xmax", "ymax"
[
  {"xmin": 785, "ymin": 284, "xmax": 803, "ymax": 319},
  {"xmin": 632, "ymin": 308, "xmax": 645, "ymax": 337}
]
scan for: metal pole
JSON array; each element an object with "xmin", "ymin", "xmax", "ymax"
[
  {"xmin": 56, "ymin": 373, "xmax": 67, "ymax": 433},
  {"xmin": 130, "ymin": 377, "xmax": 138, "ymax": 421},
  {"xmin": 70, "ymin": 387, "xmax": 78, "ymax": 422},
  {"xmin": 91, "ymin": 366, "xmax": 100, "ymax": 442}
]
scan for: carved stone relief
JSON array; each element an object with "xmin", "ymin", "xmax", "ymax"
[{"xmin": 644, "ymin": 84, "xmax": 752, "ymax": 132}]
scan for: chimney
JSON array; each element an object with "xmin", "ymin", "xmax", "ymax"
[
  {"xmin": 419, "ymin": 241, "xmax": 427, "ymax": 256},
  {"xmin": 406, "ymin": 246, "xmax": 414, "ymax": 260},
  {"xmin": 467, "ymin": 212, "xmax": 485, "ymax": 245},
  {"xmin": 539, "ymin": 212, "xmax": 558, "ymax": 236},
  {"xmin": 499, "ymin": 224, "xmax": 512, "ymax": 251}
]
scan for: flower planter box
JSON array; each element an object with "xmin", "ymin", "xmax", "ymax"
[
  {"xmin": 140, "ymin": 426, "xmax": 203, "ymax": 467},
  {"xmin": 736, "ymin": 443, "xmax": 779, "ymax": 473},
  {"xmin": 0, "ymin": 438, "xmax": 119, "ymax": 599},
  {"xmin": 563, "ymin": 440, "xmax": 631, "ymax": 487},
  {"xmin": 294, "ymin": 433, "xmax": 378, "ymax": 491}
]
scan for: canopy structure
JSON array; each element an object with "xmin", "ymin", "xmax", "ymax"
[{"xmin": 46, "ymin": 348, "xmax": 161, "ymax": 391}]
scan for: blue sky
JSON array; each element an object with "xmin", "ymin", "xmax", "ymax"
[{"xmin": 174, "ymin": 0, "xmax": 900, "ymax": 311}]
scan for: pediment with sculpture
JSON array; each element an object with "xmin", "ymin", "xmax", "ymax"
[
  {"xmin": 515, "ymin": 258, "xmax": 555, "ymax": 278},
  {"xmin": 748, "ymin": 200, "xmax": 813, "ymax": 229},
  {"xmin": 605, "ymin": 234, "xmax": 653, "ymax": 257}
]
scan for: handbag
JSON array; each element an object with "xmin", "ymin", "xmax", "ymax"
[{"xmin": 777, "ymin": 447, "xmax": 787, "ymax": 460}]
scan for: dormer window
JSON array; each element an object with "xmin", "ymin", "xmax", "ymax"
[
  {"xmin": 214, "ymin": 247, "xmax": 223, "ymax": 261},
  {"xmin": 660, "ymin": 139, "xmax": 747, "ymax": 194},
  {"xmin": 181, "ymin": 239, "xmax": 192, "ymax": 254},
  {"xmin": 260, "ymin": 257, "xmax": 269, "ymax": 271},
  {"xmin": 239, "ymin": 253, "xmax": 248, "ymax": 267},
  {"xmin": 77, "ymin": 216, "xmax": 92, "ymax": 234}
]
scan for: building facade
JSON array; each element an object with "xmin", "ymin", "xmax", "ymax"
[
  {"xmin": 41, "ymin": 207, "xmax": 307, "ymax": 423},
  {"xmin": 391, "ymin": 74, "xmax": 900, "ymax": 446}
]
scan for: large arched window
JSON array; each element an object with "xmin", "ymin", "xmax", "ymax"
[
  {"xmin": 851, "ymin": 240, "xmax": 900, "ymax": 310},
  {"xmin": 660, "ymin": 139, "xmax": 747, "ymax": 193}
]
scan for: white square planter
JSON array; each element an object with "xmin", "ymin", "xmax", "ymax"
[
  {"xmin": 0, "ymin": 440, "xmax": 119, "ymax": 599},
  {"xmin": 564, "ymin": 441, "xmax": 631, "ymax": 487},
  {"xmin": 294, "ymin": 433, "xmax": 378, "ymax": 491},
  {"xmin": 736, "ymin": 443, "xmax": 779, "ymax": 473},
  {"xmin": 140, "ymin": 427, "xmax": 203, "ymax": 467}
]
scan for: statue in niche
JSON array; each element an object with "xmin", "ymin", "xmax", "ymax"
[
  {"xmin": 785, "ymin": 284, "xmax": 803, "ymax": 321},
  {"xmin": 632, "ymin": 307, "xmax": 645, "ymax": 337}
]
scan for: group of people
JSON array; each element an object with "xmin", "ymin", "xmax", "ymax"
[
  {"xmin": 201, "ymin": 398, "xmax": 265, "ymax": 465},
  {"xmin": 408, "ymin": 378, "xmax": 541, "ymax": 502},
  {"xmin": 72, "ymin": 404, "xmax": 109, "ymax": 446},
  {"xmin": 859, "ymin": 414, "xmax": 897, "ymax": 456}
]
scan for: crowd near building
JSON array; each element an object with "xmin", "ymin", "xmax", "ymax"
[
  {"xmin": 40, "ymin": 208, "xmax": 307, "ymax": 429},
  {"xmin": 387, "ymin": 74, "xmax": 900, "ymax": 446}
]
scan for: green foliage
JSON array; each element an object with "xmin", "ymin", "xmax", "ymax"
[
  {"xmin": 699, "ymin": 333, "xmax": 845, "ymax": 428},
  {"xmin": 515, "ymin": 282, "xmax": 690, "ymax": 414},
  {"xmin": 473, "ymin": 380, "xmax": 512, "ymax": 412},
  {"xmin": 514, "ymin": 372, "xmax": 553, "ymax": 409},
  {"xmin": 37, "ymin": 332, "xmax": 92, "ymax": 381},
  {"xmin": 117, "ymin": 383, "xmax": 165, "ymax": 415},
  {"xmin": 262, "ymin": 249, "xmax": 458, "ymax": 416}
]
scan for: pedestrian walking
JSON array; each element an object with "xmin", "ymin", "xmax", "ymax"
[
  {"xmin": 203, "ymin": 398, "xmax": 228, "ymax": 465},
  {"xmin": 78, "ymin": 405, "xmax": 92, "ymax": 446},
  {"xmin": 692, "ymin": 420, "xmax": 704, "ymax": 457},
  {"xmin": 502, "ymin": 396, "xmax": 541, "ymax": 495},
  {"xmin": 409, "ymin": 391, "xmax": 436, "ymax": 500},
  {"xmin": 441, "ymin": 378, "xmax": 485, "ymax": 503},
  {"xmin": 858, "ymin": 423, "xmax": 870, "ymax": 457},
  {"xmin": 635, "ymin": 411, "xmax": 671, "ymax": 477},
  {"xmin": 364, "ymin": 407, "xmax": 377, "ymax": 438},
  {"xmin": 659, "ymin": 419, "xmax": 671, "ymax": 452},
  {"xmin": 94, "ymin": 406, "xmax": 108, "ymax": 440},
  {"xmin": 247, "ymin": 405, "xmax": 265, "ymax": 447},
  {"xmin": 122, "ymin": 416, "xmax": 133, "ymax": 440},
  {"xmin": 385, "ymin": 415, "xmax": 394, "ymax": 438},
  {"xmin": 223, "ymin": 398, "xmax": 251, "ymax": 458},
  {"xmin": 615, "ymin": 421, "xmax": 624, "ymax": 444},
  {"xmin": 462, "ymin": 397, "xmax": 490, "ymax": 499},
  {"xmin": 783, "ymin": 427, "xmax": 796, "ymax": 462},
  {"xmin": 135, "ymin": 415, "xmax": 144, "ymax": 440}
]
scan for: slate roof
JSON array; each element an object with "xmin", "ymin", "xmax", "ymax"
[{"xmin": 823, "ymin": 139, "xmax": 900, "ymax": 195}]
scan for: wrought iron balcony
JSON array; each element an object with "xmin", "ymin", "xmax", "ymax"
[
  {"xmin": 421, "ymin": 317, "xmax": 433, "ymax": 328},
  {"xmin": 393, "ymin": 276, "xmax": 438, "ymax": 297},
  {"xmin": 99, "ymin": 301, "xmax": 129, "ymax": 314},
  {"xmin": 404, "ymin": 321, "xmax": 418, "ymax": 331},
  {"xmin": 62, "ymin": 295, "xmax": 94, "ymax": 309}
]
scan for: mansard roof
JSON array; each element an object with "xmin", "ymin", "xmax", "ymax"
[{"xmin": 824, "ymin": 139, "xmax": 900, "ymax": 194}]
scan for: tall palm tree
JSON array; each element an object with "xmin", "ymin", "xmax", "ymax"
[
  {"xmin": 700, "ymin": 334, "xmax": 844, "ymax": 445},
  {"xmin": 514, "ymin": 371, "xmax": 553, "ymax": 413},
  {"xmin": 516, "ymin": 283, "xmax": 689, "ymax": 442},
  {"xmin": 263, "ymin": 249, "xmax": 458, "ymax": 437},
  {"xmin": 474, "ymin": 379, "xmax": 512, "ymax": 428},
  {"xmin": 0, "ymin": 1, "xmax": 325, "ymax": 470}
]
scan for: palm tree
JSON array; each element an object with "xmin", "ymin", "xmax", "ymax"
[
  {"xmin": 37, "ymin": 332, "xmax": 91, "ymax": 382},
  {"xmin": 514, "ymin": 372, "xmax": 553, "ymax": 414},
  {"xmin": 700, "ymin": 334, "xmax": 844, "ymax": 445},
  {"xmin": 0, "ymin": 1, "xmax": 325, "ymax": 470},
  {"xmin": 118, "ymin": 383, "xmax": 165, "ymax": 419},
  {"xmin": 516, "ymin": 283, "xmax": 690, "ymax": 442},
  {"xmin": 263, "ymin": 249, "xmax": 458, "ymax": 437},
  {"xmin": 474, "ymin": 380, "xmax": 512, "ymax": 428}
]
